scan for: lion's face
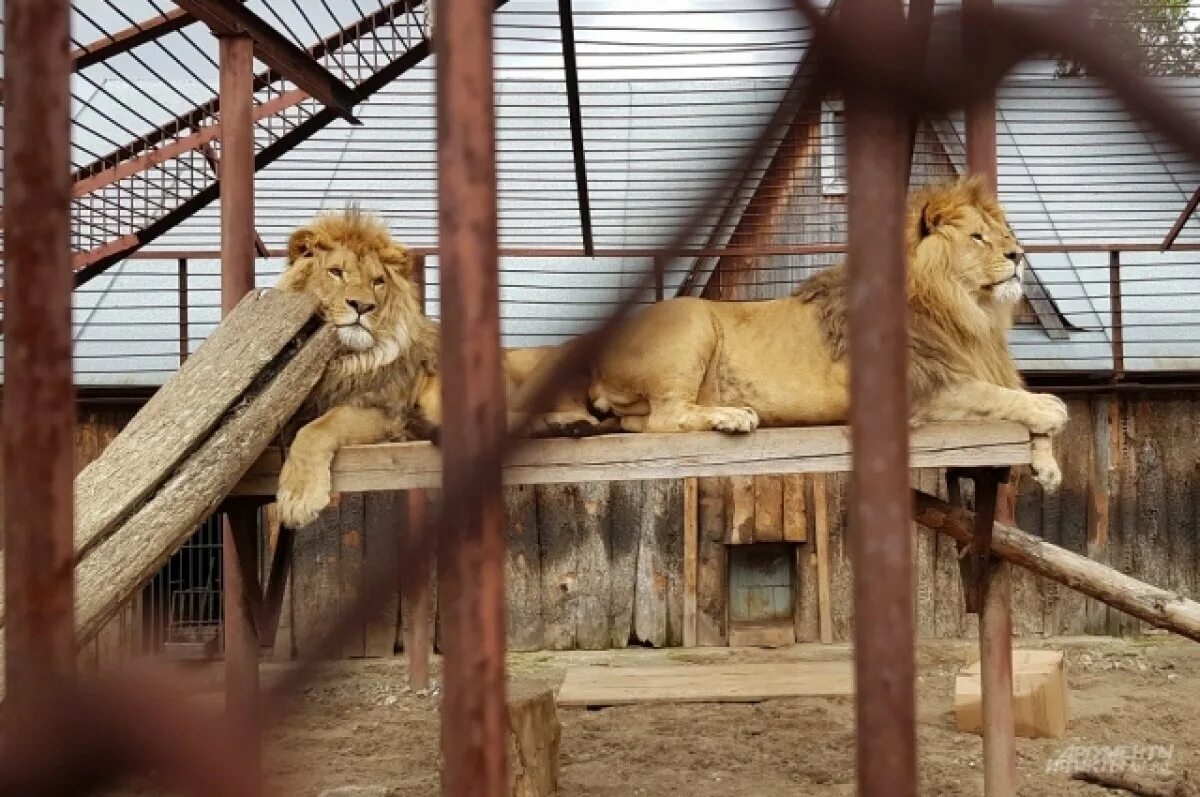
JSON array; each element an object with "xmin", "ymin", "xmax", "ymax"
[
  {"xmin": 278, "ymin": 211, "xmax": 422, "ymax": 363},
  {"xmin": 948, "ymin": 205, "xmax": 1025, "ymax": 308},
  {"xmin": 910, "ymin": 176, "xmax": 1026, "ymax": 317}
]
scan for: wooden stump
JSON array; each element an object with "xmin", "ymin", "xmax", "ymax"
[{"xmin": 507, "ymin": 682, "xmax": 561, "ymax": 797}]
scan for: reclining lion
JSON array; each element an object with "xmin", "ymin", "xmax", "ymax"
[
  {"xmin": 582, "ymin": 176, "xmax": 1065, "ymax": 488},
  {"xmin": 273, "ymin": 208, "xmax": 605, "ymax": 528}
]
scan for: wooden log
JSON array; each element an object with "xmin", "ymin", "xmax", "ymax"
[
  {"xmin": 0, "ymin": 289, "xmax": 321, "ymax": 628},
  {"xmin": 913, "ymin": 490, "xmax": 1200, "ymax": 643},
  {"xmin": 401, "ymin": 489, "xmax": 434, "ymax": 688},
  {"xmin": 234, "ymin": 421, "xmax": 1034, "ymax": 495},
  {"xmin": 506, "ymin": 682, "xmax": 561, "ymax": 797}
]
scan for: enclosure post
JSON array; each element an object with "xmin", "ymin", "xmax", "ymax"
[
  {"xmin": 218, "ymin": 31, "xmax": 261, "ymax": 783},
  {"xmin": 178, "ymin": 257, "xmax": 190, "ymax": 364},
  {"xmin": 403, "ymin": 490, "xmax": 433, "ymax": 690},
  {"xmin": 843, "ymin": 0, "xmax": 917, "ymax": 792},
  {"xmin": 434, "ymin": 0, "xmax": 509, "ymax": 794},
  {"xmin": 964, "ymin": 0, "xmax": 998, "ymax": 193},
  {"xmin": 2, "ymin": 0, "xmax": 76, "ymax": 732},
  {"xmin": 975, "ymin": 470, "xmax": 1018, "ymax": 796},
  {"xmin": 1109, "ymin": 250, "xmax": 1124, "ymax": 380}
]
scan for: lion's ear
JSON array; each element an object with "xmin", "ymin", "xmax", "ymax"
[
  {"xmin": 287, "ymin": 225, "xmax": 331, "ymax": 263},
  {"xmin": 919, "ymin": 197, "xmax": 950, "ymax": 239},
  {"xmin": 380, "ymin": 243, "xmax": 413, "ymax": 279}
]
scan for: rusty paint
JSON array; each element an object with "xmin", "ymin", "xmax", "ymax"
[
  {"xmin": 434, "ymin": 0, "xmax": 509, "ymax": 792},
  {"xmin": 3, "ymin": 0, "xmax": 77, "ymax": 731},
  {"xmin": 842, "ymin": 0, "xmax": 917, "ymax": 792}
]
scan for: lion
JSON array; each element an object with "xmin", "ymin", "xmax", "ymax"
[
  {"xmin": 273, "ymin": 208, "xmax": 608, "ymax": 528},
  {"xmin": 580, "ymin": 175, "xmax": 1066, "ymax": 489}
]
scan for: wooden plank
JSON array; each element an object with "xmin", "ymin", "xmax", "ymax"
[
  {"xmin": 934, "ymin": 471, "xmax": 965, "ymax": 637},
  {"xmin": 362, "ymin": 492, "xmax": 402, "ymax": 657},
  {"xmin": 753, "ymin": 476, "xmax": 784, "ymax": 542},
  {"xmin": 683, "ymin": 477, "xmax": 699, "ymax": 647},
  {"xmin": 795, "ymin": 476, "xmax": 820, "ymax": 643},
  {"xmin": 556, "ymin": 661, "xmax": 854, "ymax": 707},
  {"xmin": 234, "ymin": 422, "xmax": 1034, "ymax": 495},
  {"xmin": 75, "ymin": 289, "xmax": 318, "ymax": 560},
  {"xmin": 813, "ymin": 474, "xmax": 833, "ymax": 644},
  {"xmin": 291, "ymin": 500, "xmax": 343, "ymax": 660},
  {"xmin": 782, "ymin": 473, "xmax": 807, "ymax": 542},
  {"xmin": 1085, "ymin": 395, "xmax": 1113, "ymax": 635},
  {"xmin": 1011, "ymin": 468, "xmax": 1047, "ymax": 638},
  {"xmin": 504, "ymin": 485, "xmax": 544, "ymax": 652},
  {"xmin": 66, "ymin": 325, "xmax": 335, "ymax": 652},
  {"xmin": 727, "ymin": 476, "xmax": 756, "ymax": 544},
  {"xmin": 913, "ymin": 469, "xmax": 938, "ymax": 639},
  {"xmin": 339, "ymin": 494, "xmax": 366, "ymax": 658},
  {"xmin": 632, "ymin": 480, "xmax": 674, "ymax": 647},
  {"xmin": 537, "ymin": 485, "xmax": 578, "ymax": 651},
  {"xmin": 662, "ymin": 480, "xmax": 685, "ymax": 647},
  {"xmin": 1058, "ymin": 398, "xmax": 1092, "ymax": 635},
  {"xmin": 695, "ymin": 477, "xmax": 727, "ymax": 646},
  {"xmin": 608, "ymin": 483, "xmax": 640, "ymax": 648},
  {"xmin": 575, "ymin": 482, "xmax": 612, "ymax": 650}
]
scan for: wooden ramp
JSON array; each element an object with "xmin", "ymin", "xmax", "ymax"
[
  {"xmin": 0, "ymin": 289, "xmax": 335, "ymax": 685},
  {"xmin": 556, "ymin": 661, "xmax": 854, "ymax": 707}
]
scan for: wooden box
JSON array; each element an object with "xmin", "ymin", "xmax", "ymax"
[{"xmin": 954, "ymin": 649, "xmax": 1068, "ymax": 739}]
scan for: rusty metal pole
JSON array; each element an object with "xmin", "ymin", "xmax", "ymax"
[
  {"xmin": 434, "ymin": 0, "xmax": 509, "ymax": 794},
  {"xmin": 218, "ymin": 31, "xmax": 261, "ymax": 785},
  {"xmin": 964, "ymin": 0, "xmax": 1018, "ymax": 791},
  {"xmin": 842, "ymin": 1, "xmax": 917, "ymax": 794},
  {"xmin": 2, "ymin": 0, "xmax": 76, "ymax": 734}
]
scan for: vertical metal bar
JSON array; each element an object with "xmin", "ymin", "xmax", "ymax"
[
  {"xmin": 964, "ymin": 0, "xmax": 998, "ymax": 194},
  {"xmin": 178, "ymin": 257, "xmax": 190, "ymax": 365},
  {"xmin": 842, "ymin": 0, "xmax": 916, "ymax": 793},
  {"xmin": 434, "ymin": 0, "xmax": 509, "ymax": 794},
  {"xmin": 1109, "ymin": 250, "xmax": 1124, "ymax": 380},
  {"xmin": 219, "ymin": 32, "xmax": 261, "ymax": 787},
  {"xmin": 2, "ymin": 0, "xmax": 76, "ymax": 732},
  {"xmin": 557, "ymin": 0, "xmax": 594, "ymax": 256}
]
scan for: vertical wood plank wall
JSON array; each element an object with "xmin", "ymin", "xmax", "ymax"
[{"xmin": 20, "ymin": 393, "xmax": 1200, "ymax": 657}]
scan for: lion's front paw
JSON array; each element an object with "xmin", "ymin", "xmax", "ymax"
[
  {"xmin": 711, "ymin": 407, "xmax": 759, "ymax": 434},
  {"xmin": 1026, "ymin": 393, "xmax": 1068, "ymax": 435},
  {"xmin": 1030, "ymin": 449, "xmax": 1063, "ymax": 492},
  {"xmin": 276, "ymin": 459, "xmax": 333, "ymax": 528}
]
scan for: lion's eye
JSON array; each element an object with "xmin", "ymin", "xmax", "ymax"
[
  {"xmin": 372, "ymin": 276, "xmax": 386, "ymax": 288},
  {"xmin": 328, "ymin": 267, "xmax": 344, "ymax": 279},
  {"xmin": 971, "ymin": 233, "xmax": 985, "ymax": 243}
]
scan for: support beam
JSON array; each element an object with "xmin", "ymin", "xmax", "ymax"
[
  {"xmin": 72, "ymin": 8, "xmax": 196, "ymax": 70},
  {"xmin": 557, "ymin": 0, "xmax": 594, "ymax": 255},
  {"xmin": 2, "ymin": 0, "xmax": 77, "ymax": 733},
  {"xmin": 435, "ymin": 0, "xmax": 509, "ymax": 791},
  {"xmin": 1109, "ymin": 250, "xmax": 1125, "ymax": 379},
  {"xmin": 219, "ymin": 32, "xmax": 261, "ymax": 786},
  {"xmin": 174, "ymin": 0, "xmax": 358, "ymax": 120},
  {"xmin": 1161, "ymin": 184, "xmax": 1200, "ymax": 251},
  {"xmin": 843, "ymin": 0, "xmax": 917, "ymax": 793}
]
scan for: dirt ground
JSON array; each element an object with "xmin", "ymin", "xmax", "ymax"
[{"xmin": 115, "ymin": 635, "xmax": 1199, "ymax": 796}]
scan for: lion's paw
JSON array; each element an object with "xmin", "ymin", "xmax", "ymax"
[
  {"xmin": 711, "ymin": 407, "xmax": 759, "ymax": 434},
  {"xmin": 276, "ymin": 461, "xmax": 333, "ymax": 528},
  {"xmin": 1026, "ymin": 393, "xmax": 1068, "ymax": 435},
  {"xmin": 1031, "ymin": 449, "xmax": 1063, "ymax": 492}
]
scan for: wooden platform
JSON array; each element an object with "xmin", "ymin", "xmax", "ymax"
[
  {"xmin": 555, "ymin": 660, "xmax": 855, "ymax": 707},
  {"xmin": 233, "ymin": 421, "xmax": 1032, "ymax": 495}
]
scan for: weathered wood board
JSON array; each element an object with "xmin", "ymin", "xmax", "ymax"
[
  {"xmin": 235, "ymin": 422, "xmax": 1033, "ymax": 494},
  {"xmin": 556, "ymin": 660, "xmax": 854, "ymax": 707}
]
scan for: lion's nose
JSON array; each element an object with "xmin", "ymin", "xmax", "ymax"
[
  {"xmin": 1004, "ymin": 250, "xmax": 1022, "ymax": 263},
  {"xmin": 346, "ymin": 298, "xmax": 376, "ymax": 315}
]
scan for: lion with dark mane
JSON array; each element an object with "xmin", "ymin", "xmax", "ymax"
[
  {"xmin": 273, "ymin": 208, "xmax": 602, "ymax": 527},
  {"xmin": 583, "ymin": 175, "xmax": 1065, "ymax": 488}
]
